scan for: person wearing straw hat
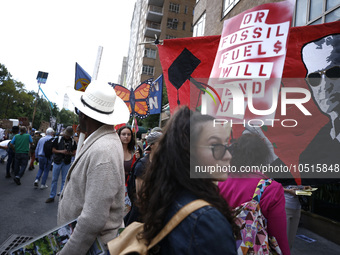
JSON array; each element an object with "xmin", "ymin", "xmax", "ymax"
[{"xmin": 57, "ymin": 80, "xmax": 130, "ymax": 255}]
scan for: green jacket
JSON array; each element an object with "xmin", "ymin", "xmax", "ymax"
[{"xmin": 11, "ymin": 133, "xmax": 33, "ymax": 154}]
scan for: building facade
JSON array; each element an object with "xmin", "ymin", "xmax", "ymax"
[
  {"xmin": 125, "ymin": 0, "xmax": 196, "ymax": 89},
  {"xmin": 62, "ymin": 93, "xmax": 69, "ymax": 110},
  {"xmin": 193, "ymin": 0, "xmax": 340, "ymax": 36},
  {"xmin": 118, "ymin": 56, "xmax": 128, "ymax": 86}
]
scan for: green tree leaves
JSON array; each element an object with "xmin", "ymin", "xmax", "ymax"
[
  {"xmin": 0, "ymin": 63, "xmax": 11, "ymax": 83},
  {"xmin": 0, "ymin": 63, "xmax": 78, "ymax": 129},
  {"xmin": 58, "ymin": 108, "xmax": 78, "ymax": 127}
]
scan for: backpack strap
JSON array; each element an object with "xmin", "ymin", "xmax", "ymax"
[
  {"xmin": 129, "ymin": 155, "xmax": 148, "ymax": 179},
  {"xmin": 252, "ymin": 179, "xmax": 272, "ymax": 203},
  {"xmin": 148, "ymin": 199, "xmax": 211, "ymax": 250},
  {"xmin": 69, "ymin": 137, "xmax": 74, "ymax": 146},
  {"xmin": 129, "ymin": 158, "xmax": 141, "ymax": 177}
]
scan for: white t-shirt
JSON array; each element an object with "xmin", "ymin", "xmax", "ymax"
[
  {"xmin": 284, "ymin": 185, "xmax": 301, "ymax": 210},
  {"xmin": 0, "ymin": 128, "xmax": 4, "ymax": 141},
  {"xmin": 0, "ymin": 140, "xmax": 10, "ymax": 157}
]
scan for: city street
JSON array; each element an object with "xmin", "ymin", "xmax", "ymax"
[
  {"xmin": 0, "ymin": 161, "xmax": 58, "ymax": 254},
  {"xmin": 0, "ymin": 160, "xmax": 339, "ymax": 254}
]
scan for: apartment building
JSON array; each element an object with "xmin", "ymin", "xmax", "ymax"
[
  {"xmin": 124, "ymin": 0, "xmax": 195, "ymax": 89},
  {"xmin": 118, "ymin": 57, "xmax": 128, "ymax": 86},
  {"xmin": 193, "ymin": 0, "xmax": 340, "ymax": 36},
  {"xmin": 62, "ymin": 93, "xmax": 69, "ymax": 110}
]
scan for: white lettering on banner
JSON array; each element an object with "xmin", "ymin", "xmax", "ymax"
[
  {"xmin": 214, "ymin": 80, "xmax": 266, "ymax": 117},
  {"xmin": 206, "ymin": 3, "xmax": 297, "ymax": 121},
  {"xmin": 217, "ymin": 80, "xmax": 266, "ymax": 98},
  {"xmin": 151, "ymin": 82, "xmax": 159, "ymax": 92},
  {"xmin": 219, "ymin": 22, "xmax": 289, "ymax": 51},
  {"xmin": 220, "ymin": 39, "xmax": 286, "ymax": 66},
  {"xmin": 240, "ymin": 10, "xmax": 269, "ymax": 28},
  {"xmin": 149, "ymin": 96, "xmax": 158, "ymax": 110},
  {"xmin": 219, "ymin": 62, "xmax": 273, "ymax": 79}
]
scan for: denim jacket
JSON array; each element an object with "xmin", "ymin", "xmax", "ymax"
[{"xmin": 159, "ymin": 191, "xmax": 237, "ymax": 255}]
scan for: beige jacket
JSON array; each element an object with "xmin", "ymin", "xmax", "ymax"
[{"xmin": 57, "ymin": 125, "xmax": 125, "ymax": 255}]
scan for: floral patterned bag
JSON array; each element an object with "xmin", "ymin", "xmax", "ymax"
[{"xmin": 233, "ymin": 179, "xmax": 282, "ymax": 255}]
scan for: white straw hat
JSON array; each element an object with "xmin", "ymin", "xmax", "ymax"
[{"xmin": 67, "ymin": 80, "xmax": 129, "ymax": 125}]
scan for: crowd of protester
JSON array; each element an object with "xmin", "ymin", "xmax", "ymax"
[{"xmin": 1, "ymin": 81, "xmax": 317, "ymax": 255}]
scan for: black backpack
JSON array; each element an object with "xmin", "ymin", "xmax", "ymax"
[
  {"xmin": 43, "ymin": 137, "xmax": 57, "ymax": 158},
  {"xmin": 127, "ymin": 159, "xmax": 139, "ymax": 205},
  {"xmin": 6, "ymin": 141, "xmax": 12, "ymax": 153},
  {"xmin": 126, "ymin": 156, "xmax": 149, "ymax": 205}
]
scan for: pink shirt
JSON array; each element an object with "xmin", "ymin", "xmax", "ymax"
[{"xmin": 218, "ymin": 173, "xmax": 290, "ymax": 255}]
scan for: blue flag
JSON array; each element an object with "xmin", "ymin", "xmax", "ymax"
[
  {"xmin": 36, "ymin": 71, "xmax": 48, "ymax": 84},
  {"xmin": 149, "ymin": 74, "xmax": 163, "ymax": 115},
  {"xmin": 75, "ymin": 62, "xmax": 91, "ymax": 91}
]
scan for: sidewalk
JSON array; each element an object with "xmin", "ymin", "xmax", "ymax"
[
  {"xmin": 292, "ymin": 226, "xmax": 339, "ymax": 254},
  {"xmin": 0, "ymin": 161, "xmax": 339, "ymax": 254}
]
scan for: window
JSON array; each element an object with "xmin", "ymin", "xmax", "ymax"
[
  {"xmin": 294, "ymin": 0, "xmax": 340, "ymax": 26},
  {"xmin": 326, "ymin": 6, "xmax": 340, "ymax": 22},
  {"xmin": 144, "ymin": 48, "xmax": 156, "ymax": 59},
  {"xmin": 222, "ymin": 0, "xmax": 241, "ymax": 18},
  {"xmin": 184, "ymin": 5, "xmax": 188, "ymax": 14},
  {"xmin": 142, "ymin": 65, "xmax": 154, "ymax": 76},
  {"xmin": 167, "ymin": 18, "xmax": 178, "ymax": 29},
  {"xmin": 166, "ymin": 35, "xmax": 177, "ymax": 39},
  {"xmin": 182, "ymin": 21, "xmax": 186, "ymax": 30},
  {"xmin": 193, "ymin": 13, "xmax": 206, "ymax": 37},
  {"xmin": 169, "ymin": 2, "xmax": 180, "ymax": 13}
]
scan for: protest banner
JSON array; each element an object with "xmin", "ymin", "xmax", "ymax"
[
  {"xmin": 158, "ymin": 36, "xmax": 220, "ymax": 114},
  {"xmin": 18, "ymin": 117, "xmax": 29, "ymax": 126},
  {"xmin": 205, "ymin": 0, "xmax": 295, "ymax": 125},
  {"xmin": 39, "ymin": 121, "xmax": 50, "ymax": 133},
  {"xmin": 1, "ymin": 119, "xmax": 13, "ymax": 129}
]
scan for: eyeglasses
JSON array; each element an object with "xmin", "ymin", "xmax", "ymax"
[
  {"xmin": 199, "ymin": 143, "xmax": 235, "ymax": 160},
  {"xmin": 306, "ymin": 66, "xmax": 340, "ymax": 87}
]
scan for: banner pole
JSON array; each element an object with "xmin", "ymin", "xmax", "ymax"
[
  {"xmin": 76, "ymin": 46, "xmax": 103, "ymax": 157},
  {"xmin": 92, "ymin": 46, "xmax": 103, "ymax": 80},
  {"xmin": 31, "ymin": 83, "xmax": 41, "ymax": 128},
  {"xmin": 158, "ymin": 75, "xmax": 164, "ymax": 127}
]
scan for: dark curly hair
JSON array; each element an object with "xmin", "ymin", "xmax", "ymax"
[
  {"xmin": 117, "ymin": 125, "xmax": 136, "ymax": 152},
  {"xmin": 138, "ymin": 106, "xmax": 238, "ymax": 243},
  {"xmin": 231, "ymin": 133, "xmax": 270, "ymax": 169}
]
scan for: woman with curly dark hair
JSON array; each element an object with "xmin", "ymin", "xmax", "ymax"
[{"xmin": 138, "ymin": 106, "xmax": 237, "ymax": 254}]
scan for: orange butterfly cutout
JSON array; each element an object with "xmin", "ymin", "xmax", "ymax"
[{"xmin": 109, "ymin": 78, "xmax": 153, "ymax": 118}]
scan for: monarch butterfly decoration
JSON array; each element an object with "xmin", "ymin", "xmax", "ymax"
[{"xmin": 109, "ymin": 78, "xmax": 153, "ymax": 119}]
